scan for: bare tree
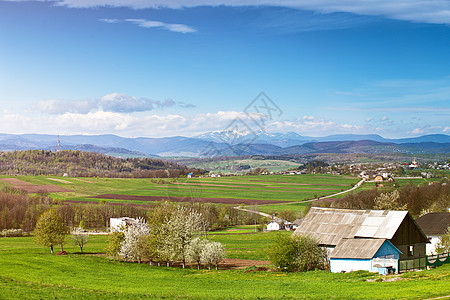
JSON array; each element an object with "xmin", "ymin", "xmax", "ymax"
[{"xmin": 71, "ymin": 226, "xmax": 89, "ymax": 253}]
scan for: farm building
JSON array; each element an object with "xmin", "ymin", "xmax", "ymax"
[
  {"xmin": 293, "ymin": 207, "xmax": 429, "ymax": 272},
  {"xmin": 110, "ymin": 217, "xmax": 137, "ymax": 231},
  {"xmin": 415, "ymin": 212, "xmax": 450, "ymax": 254},
  {"xmin": 330, "ymin": 238, "xmax": 401, "ymax": 274},
  {"xmin": 267, "ymin": 219, "xmax": 292, "ymax": 231}
]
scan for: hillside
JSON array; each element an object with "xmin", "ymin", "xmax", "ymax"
[{"xmin": 0, "ymin": 150, "xmax": 199, "ymax": 178}]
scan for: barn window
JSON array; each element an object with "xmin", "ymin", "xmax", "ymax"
[{"xmin": 408, "ymin": 245, "xmax": 414, "ymax": 256}]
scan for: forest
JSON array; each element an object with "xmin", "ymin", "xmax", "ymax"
[{"xmin": 0, "ymin": 150, "xmax": 203, "ymax": 178}]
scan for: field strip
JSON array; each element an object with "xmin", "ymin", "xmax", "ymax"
[
  {"xmin": 0, "ymin": 178, "xmax": 34, "ymax": 186},
  {"xmin": 89, "ymin": 194, "xmax": 288, "ymax": 205},
  {"xmin": 46, "ymin": 178, "xmax": 72, "ymax": 184},
  {"xmin": 71, "ymin": 178, "xmax": 94, "ymax": 183}
]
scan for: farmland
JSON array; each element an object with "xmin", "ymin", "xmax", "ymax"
[
  {"xmin": 0, "ymin": 174, "xmax": 359, "ymax": 209},
  {"xmin": 1, "ymin": 235, "xmax": 450, "ymax": 299}
]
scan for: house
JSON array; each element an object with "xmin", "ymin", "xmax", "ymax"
[
  {"xmin": 110, "ymin": 217, "xmax": 137, "ymax": 231},
  {"xmin": 293, "ymin": 207, "xmax": 429, "ymax": 272},
  {"xmin": 415, "ymin": 212, "xmax": 450, "ymax": 254},
  {"xmin": 330, "ymin": 238, "xmax": 402, "ymax": 274},
  {"xmin": 374, "ymin": 175, "xmax": 384, "ymax": 182},
  {"xmin": 267, "ymin": 218, "xmax": 292, "ymax": 231},
  {"xmin": 291, "ymin": 218, "xmax": 303, "ymax": 230}
]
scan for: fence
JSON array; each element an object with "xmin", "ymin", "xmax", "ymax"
[{"xmin": 398, "ymin": 252, "xmax": 450, "ymax": 272}]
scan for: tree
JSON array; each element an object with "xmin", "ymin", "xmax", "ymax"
[
  {"xmin": 106, "ymin": 231, "xmax": 124, "ymax": 258},
  {"xmin": 201, "ymin": 241, "xmax": 225, "ymax": 270},
  {"xmin": 34, "ymin": 209, "xmax": 66, "ymax": 253},
  {"xmin": 71, "ymin": 226, "xmax": 89, "ymax": 253},
  {"xmin": 119, "ymin": 217, "xmax": 150, "ymax": 263},
  {"xmin": 374, "ymin": 190, "xmax": 407, "ymax": 211},
  {"xmin": 164, "ymin": 206, "xmax": 203, "ymax": 268},
  {"xmin": 268, "ymin": 233, "xmax": 327, "ymax": 272},
  {"xmin": 186, "ymin": 237, "xmax": 207, "ymax": 269},
  {"xmin": 279, "ymin": 209, "xmax": 296, "ymax": 222}
]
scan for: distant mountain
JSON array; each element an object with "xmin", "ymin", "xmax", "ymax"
[{"xmin": 0, "ymin": 132, "xmax": 448, "ymax": 157}]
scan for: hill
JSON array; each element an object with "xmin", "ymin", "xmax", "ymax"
[{"xmin": 0, "ymin": 150, "xmax": 199, "ymax": 178}]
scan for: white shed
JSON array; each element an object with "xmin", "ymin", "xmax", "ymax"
[{"xmin": 110, "ymin": 217, "xmax": 136, "ymax": 231}]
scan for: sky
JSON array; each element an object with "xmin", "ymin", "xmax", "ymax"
[{"xmin": 0, "ymin": 0, "xmax": 449, "ymax": 139}]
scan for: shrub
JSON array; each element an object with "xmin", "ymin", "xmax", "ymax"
[{"xmin": 268, "ymin": 233, "xmax": 327, "ymax": 272}]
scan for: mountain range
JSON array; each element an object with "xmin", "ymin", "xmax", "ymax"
[{"xmin": 0, "ymin": 132, "xmax": 449, "ymax": 157}]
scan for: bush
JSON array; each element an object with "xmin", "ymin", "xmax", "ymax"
[{"xmin": 268, "ymin": 233, "xmax": 327, "ymax": 272}]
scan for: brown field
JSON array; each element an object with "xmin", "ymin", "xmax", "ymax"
[
  {"xmin": 0, "ymin": 178, "xmax": 73, "ymax": 193},
  {"xmin": 90, "ymin": 194, "xmax": 286, "ymax": 205}
]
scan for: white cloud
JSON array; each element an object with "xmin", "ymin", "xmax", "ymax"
[
  {"xmin": 444, "ymin": 126, "xmax": 450, "ymax": 132},
  {"xmin": 381, "ymin": 116, "xmax": 393, "ymax": 126},
  {"xmin": 267, "ymin": 115, "xmax": 364, "ymax": 135},
  {"xmin": 36, "ymin": 93, "xmax": 195, "ymax": 114},
  {"xmin": 99, "ymin": 18, "xmax": 120, "ymax": 23},
  {"xmin": 411, "ymin": 125, "xmax": 443, "ymax": 135},
  {"xmin": 37, "ymin": 99, "xmax": 96, "ymax": 114},
  {"xmin": 125, "ymin": 18, "xmax": 196, "ymax": 33},
  {"xmin": 52, "ymin": 0, "xmax": 450, "ymax": 25}
]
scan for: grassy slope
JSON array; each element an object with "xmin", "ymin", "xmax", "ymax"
[{"xmin": 0, "ymin": 236, "xmax": 449, "ymax": 299}]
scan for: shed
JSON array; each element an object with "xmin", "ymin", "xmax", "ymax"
[
  {"xmin": 415, "ymin": 212, "xmax": 450, "ymax": 254},
  {"xmin": 330, "ymin": 238, "xmax": 402, "ymax": 273},
  {"xmin": 110, "ymin": 217, "xmax": 137, "ymax": 231},
  {"xmin": 267, "ymin": 220, "xmax": 283, "ymax": 231}
]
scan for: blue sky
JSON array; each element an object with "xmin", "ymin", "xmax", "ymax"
[{"xmin": 0, "ymin": 0, "xmax": 449, "ymax": 138}]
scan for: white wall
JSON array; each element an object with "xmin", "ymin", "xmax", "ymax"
[
  {"xmin": 330, "ymin": 259, "xmax": 372, "ymax": 273},
  {"xmin": 267, "ymin": 222, "xmax": 280, "ymax": 231},
  {"xmin": 426, "ymin": 236, "xmax": 441, "ymax": 255}
]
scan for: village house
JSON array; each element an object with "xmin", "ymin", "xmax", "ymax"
[
  {"xmin": 293, "ymin": 207, "xmax": 429, "ymax": 273},
  {"xmin": 415, "ymin": 212, "xmax": 450, "ymax": 254}
]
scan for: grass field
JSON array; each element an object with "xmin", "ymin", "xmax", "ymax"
[
  {"xmin": 0, "ymin": 174, "xmax": 359, "ymax": 207},
  {"xmin": 1, "ymin": 236, "xmax": 449, "ymax": 299}
]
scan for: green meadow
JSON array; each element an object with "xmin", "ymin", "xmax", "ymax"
[
  {"xmin": 0, "ymin": 235, "xmax": 449, "ymax": 299},
  {"xmin": 0, "ymin": 174, "xmax": 359, "ymax": 206}
]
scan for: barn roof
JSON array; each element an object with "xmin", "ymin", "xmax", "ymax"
[
  {"xmin": 415, "ymin": 212, "xmax": 450, "ymax": 236},
  {"xmin": 293, "ymin": 207, "xmax": 408, "ymax": 246},
  {"xmin": 330, "ymin": 238, "xmax": 385, "ymax": 259}
]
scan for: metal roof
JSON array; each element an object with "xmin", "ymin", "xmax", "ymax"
[
  {"xmin": 330, "ymin": 238, "xmax": 387, "ymax": 259},
  {"xmin": 293, "ymin": 207, "xmax": 408, "ymax": 246},
  {"xmin": 415, "ymin": 212, "xmax": 450, "ymax": 236}
]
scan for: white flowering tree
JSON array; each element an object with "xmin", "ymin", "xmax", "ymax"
[
  {"xmin": 201, "ymin": 241, "xmax": 225, "ymax": 270},
  {"xmin": 71, "ymin": 226, "xmax": 89, "ymax": 253},
  {"xmin": 374, "ymin": 190, "xmax": 407, "ymax": 210},
  {"xmin": 165, "ymin": 206, "xmax": 204, "ymax": 268},
  {"xmin": 119, "ymin": 217, "xmax": 150, "ymax": 263},
  {"xmin": 186, "ymin": 237, "xmax": 207, "ymax": 269}
]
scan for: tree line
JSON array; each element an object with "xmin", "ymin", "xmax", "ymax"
[
  {"xmin": 0, "ymin": 189, "xmax": 268, "ymax": 232},
  {"xmin": 0, "ymin": 150, "xmax": 203, "ymax": 178},
  {"xmin": 308, "ymin": 179, "xmax": 450, "ymax": 217}
]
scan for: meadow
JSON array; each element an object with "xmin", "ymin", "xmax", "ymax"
[
  {"xmin": 0, "ymin": 235, "xmax": 449, "ymax": 299},
  {"xmin": 0, "ymin": 174, "xmax": 359, "ymax": 207}
]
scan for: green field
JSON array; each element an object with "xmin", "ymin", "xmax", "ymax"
[
  {"xmin": 1, "ymin": 235, "xmax": 449, "ymax": 299},
  {"xmin": 0, "ymin": 174, "xmax": 359, "ymax": 207}
]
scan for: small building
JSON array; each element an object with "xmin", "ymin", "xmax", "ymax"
[
  {"xmin": 267, "ymin": 220, "xmax": 284, "ymax": 231},
  {"xmin": 415, "ymin": 212, "xmax": 450, "ymax": 254},
  {"xmin": 291, "ymin": 218, "xmax": 303, "ymax": 230},
  {"xmin": 330, "ymin": 238, "xmax": 402, "ymax": 274},
  {"xmin": 110, "ymin": 217, "xmax": 136, "ymax": 231}
]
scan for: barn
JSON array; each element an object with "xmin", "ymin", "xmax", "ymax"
[{"xmin": 293, "ymin": 207, "xmax": 429, "ymax": 272}]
